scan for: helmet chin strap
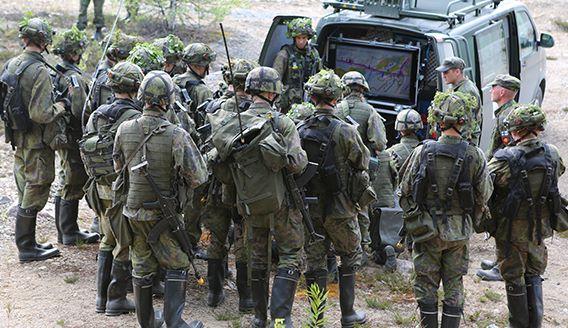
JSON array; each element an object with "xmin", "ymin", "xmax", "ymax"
[{"xmin": 256, "ymin": 93, "xmax": 278, "ymax": 107}]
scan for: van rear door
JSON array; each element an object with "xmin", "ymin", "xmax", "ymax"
[
  {"xmin": 514, "ymin": 10, "xmax": 544, "ymax": 104},
  {"xmin": 259, "ymin": 15, "xmax": 309, "ymax": 67}
]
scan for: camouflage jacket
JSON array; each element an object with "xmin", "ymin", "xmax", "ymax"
[
  {"xmin": 486, "ymin": 100, "xmax": 516, "ymax": 159},
  {"xmin": 488, "ymin": 138, "xmax": 565, "ymax": 242},
  {"xmin": 387, "ymin": 135, "xmax": 420, "ymax": 172},
  {"xmin": 91, "ymin": 59, "xmax": 113, "ymax": 112},
  {"xmin": 451, "ymin": 77, "xmax": 482, "ymax": 141},
  {"xmin": 399, "ymin": 135, "xmax": 493, "ymax": 241},
  {"xmin": 172, "ymin": 69, "xmax": 212, "ymax": 114}
]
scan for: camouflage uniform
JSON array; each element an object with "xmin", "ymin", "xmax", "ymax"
[
  {"xmin": 399, "ymin": 92, "xmax": 492, "ymax": 328},
  {"xmin": 387, "ymin": 134, "xmax": 420, "ymax": 172},
  {"xmin": 287, "ymin": 101, "xmax": 315, "ymax": 124},
  {"xmin": 152, "ymin": 34, "xmax": 185, "ymax": 77},
  {"xmin": 77, "ymin": 0, "xmax": 105, "ymax": 29}
]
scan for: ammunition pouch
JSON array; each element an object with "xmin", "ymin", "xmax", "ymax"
[
  {"xmin": 259, "ymin": 132, "xmax": 288, "ymax": 173},
  {"xmin": 403, "ymin": 206, "xmax": 437, "ymax": 243},
  {"xmin": 348, "ymin": 170, "xmax": 376, "ymax": 208}
]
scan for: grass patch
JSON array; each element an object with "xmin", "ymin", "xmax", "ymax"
[
  {"xmin": 483, "ymin": 289, "xmax": 502, "ymax": 302},
  {"xmin": 56, "ymin": 319, "xmax": 65, "ymax": 326},
  {"xmin": 393, "ymin": 312, "xmax": 417, "ymax": 327},
  {"xmin": 375, "ymin": 271, "xmax": 413, "ymax": 295},
  {"xmin": 554, "ymin": 18, "xmax": 568, "ymax": 32},
  {"xmin": 229, "ymin": 318, "xmax": 242, "ymax": 328},
  {"xmin": 63, "ymin": 274, "xmax": 79, "ymax": 284},
  {"xmin": 214, "ymin": 311, "xmax": 240, "ymax": 321},
  {"xmin": 366, "ymin": 297, "xmax": 392, "ymax": 310},
  {"xmin": 558, "ymin": 230, "xmax": 568, "ymax": 238}
]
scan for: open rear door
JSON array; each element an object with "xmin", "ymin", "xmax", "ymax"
[{"xmin": 259, "ymin": 15, "xmax": 309, "ymax": 67}]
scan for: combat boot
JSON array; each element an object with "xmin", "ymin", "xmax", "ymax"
[
  {"xmin": 305, "ymin": 269, "xmax": 328, "ymax": 326},
  {"xmin": 152, "ymin": 268, "xmax": 165, "ymax": 297},
  {"xmin": 164, "ymin": 269, "xmax": 204, "ymax": 328},
  {"xmin": 59, "ymin": 199, "xmax": 99, "ymax": 245},
  {"xmin": 54, "ymin": 196, "xmax": 63, "ymax": 243},
  {"xmin": 476, "ymin": 266, "xmax": 503, "ymax": 282},
  {"xmin": 105, "ymin": 260, "xmax": 135, "ymax": 316},
  {"xmin": 440, "ymin": 304, "xmax": 461, "ymax": 328},
  {"xmin": 480, "ymin": 259, "xmax": 497, "ymax": 270},
  {"xmin": 236, "ymin": 261, "xmax": 254, "ymax": 313},
  {"xmin": 28, "ymin": 207, "xmax": 54, "ymax": 250},
  {"xmin": 15, "ymin": 207, "xmax": 60, "ymax": 262},
  {"xmin": 270, "ymin": 268, "xmax": 300, "ymax": 327},
  {"xmin": 93, "ymin": 27, "xmax": 103, "ymax": 41},
  {"xmin": 526, "ymin": 275, "xmax": 544, "ymax": 328},
  {"xmin": 95, "ymin": 251, "xmax": 113, "ymax": 313},
  {"xmin": 338, "ymin": 266, "xmax": 367, "ymax": 328},
  {"xmin": 133, "ymin": 275, "xmax": 164, "ymax": 328},
  {"xmin": 418, "ymin": 302, "xmax": 438, "ymax": 328},
  {"xmin": 506, "ymin": 283, "xmax": 529, "ymax": 328},
  {"xmin": 90, "ymin": 216, "xmax": 100, "ymax": 234},
  {"xmin": 207, "ymin": 258, "xmax": 226, "ymax": 307},
  {"xmin": 251, "ymin": 268, "xmax": 269, "ymax": 328}
]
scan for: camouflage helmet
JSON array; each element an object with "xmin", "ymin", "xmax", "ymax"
[
  {"xmin": 127, "ymin": 43, "xmax": 165, "ymax": 74},
  {"xmin": 104, "ymin": 30, "xmax": 139, "ymax": 61},
  {"xmin": 221, "ymin": 58, "xmax": 259, "ymax": 89},
  {"xmin": 427, "ymin": 91, "xmax": 476, "ymax": 130},
  {"xmin": 52, "ymin": 26, "xmax": 88, "ymax": 57},
  {"xmin": 18, "ymin": 17, "xmax": 55, "ymax": 45},
  {"xmin": 304, "ymin": 69, "xmax": 343, "ymax": 100},
  {"xmin": 287, "ymin": 102, "xmax": 315, "ymax": 123},
  {"xmin": 504, "ymin": 103, "xmax": 546, "ymax": 132},
  {"xmin": 138, "ymin": 70, "xmax": 176, "ymax": 110},
  {"xmin": 245, "ymin": 67, "xmax": 283, "ymax": 95},
  {"xmin": 152, "ymin": 34, "xmax": 184, "ymax": 64},
  {"xmin": 286, "ymin": 18, "xmax": 315, "ymax": 38},
  {"xmin": 341, "ymin": 71, "xmax": 369, "ymax": 92},
  {"xmin": 106, "ymin": 61, "xmax": 144, "ymax": 94},
  {"xmin": 395, "ymin": 109, "xmax": 423, "ymax": 131},
  {"xmin": 182, "ymin": 43, "xmax": 217, "ymax": 66}
]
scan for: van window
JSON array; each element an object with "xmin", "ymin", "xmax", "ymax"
[
  {"xmin": 516, "ymin": 11, "xmax": 536, "ymax": 58},
  {"xmin": 475, "ymin": 21, "xmax": 509, "ymax": 87}
]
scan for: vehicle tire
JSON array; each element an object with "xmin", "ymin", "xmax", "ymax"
[{"xmin": 533, "ymin": 86, "xmax": 544, "ymax": 106}]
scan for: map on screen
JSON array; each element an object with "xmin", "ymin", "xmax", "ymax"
[{"xmin": 334, "ymin": 43, "xmax": 415, "ymax": 101}]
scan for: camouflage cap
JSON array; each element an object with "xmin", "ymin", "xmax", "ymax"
[
  {"xmin": 286, "ymin": 18, "xmax": 316, "ymax": 38},
  {"xmin": 490, "ymin": 74, "xmax": 521, "ymax": 91},
  {"xmin": 395, "ymin": 108, "xmax": 423, "ymax": 131},
  {"xmin": 106, "ymin": 61, "xmax": 144, "ymax": 94},
  {"xmin": 182, "ymin": 43, "xmax": 216, "ymax": 66},
  {"xmin": 436, "ymin": 56, "xmax": 466, "ymax": 72},
  {"xmin": 245, "ymin": 66, "xmax": 283, "ymax": 95},
  {"xmin": 304, "ymin": 69, "xmax": 343, "ymax": 100},
  {"xmin": 18, "ymin": 16, "xmax": 55, "ymax": 45},
  {"xmin": 427, "ymin": 91, "xmax": 476, "ymax": 130},
  {"xmin": 138, "ymin": 70, "xmax": 176, "ymax": 110},
  {"xmin": 221, "ymin": 58, "xmax": 259, "ymax": 88},
  {"xmin": 504, "ymin": 103, "xmax": 546, "ymax": 132},
  {"xmin": 341, "ymin": 71, "xmax": 369, "ymax": 92},
  {"xmin": 104, "ymin": 30, "xmax": 139, "ymax": 61},
  {"xmin": 127, "ymin": 43, "xmax": 165, "ymax": 74},
  {"xmin": 53, "ymin": 26, "xmax": 88, "ymax": 57},
  {"xmin": 152, "ymin": 34, "xmax": 184, "ymax": 64}
]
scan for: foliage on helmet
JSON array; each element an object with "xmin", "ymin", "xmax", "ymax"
[
  {"xmin": 245, "ymin": 67, "xmax": 283, "ymax": 95},
  {"xmin": 286, "ymin": 18, "xmax": 315, "ymax": 38},
  {"xmin": 341, "ymin": 71, "xmax": 369, "ymax": 93},
  {"xmin": 427, "ymin": 91, "xmax": 476, "ymax": 132},
  {"xmin": 18, "ymin": 16, "xmax": 55, "ymax": 45},
  {"xmin": 152, "ymin": 34, "xmax": 184, "ymax": 63},
  {"xmin": 182, "ymin": 43, "xmax": 217, "ymax": 66},
  {"xmin": 221, "ymin": 58, "xmax": 259, "ymax": 89},
  {"xmin": 52, "ymin": 26, "xmax": 88, "ymax": 57},
  {"xmin": 106, "ymin": 61, "xmax": 144, "ymax": 94},
  {"xmin": 104, "ymin": 30, "xmax": 139, "ymax": 61},
  {"xmin": 395, "ymin": 109, "xmax": 423, "ymax": 131},
  {"xmin": 127, "ymin": 43, "xmax": 165, "ymax": 74},
  {"xmin": 138, "ymin": 70, "xmax": 176, "ymax": 110},
  {"xmin": 505, "ymin": 103, "xmax": 546, "ymax": 132},
  {"xmin": 304, "ymin": 69, "xmax": 343, "ymax": 100},
  {"xmin": 287, "ymin": 102, "xmax": 315, "ymax": 123}
]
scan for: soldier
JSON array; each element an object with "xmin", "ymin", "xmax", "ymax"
[
  {"xmin": 399, "ymin": 91, "xmax": 492, "ymax": 328},
  {"xmin": 487, "ymin": 104, "xmax": 564, "ymax": 328},
  {"xmin": 299, "ymin": 69, "xmax": 372, "ymax": 327},
  {"xmin": 436, "ymin": 56, "xmax": 482, "ymax": 144},
  {"xmin": 113, "ymin": 70, "xmax": 207, "ymax": 328},
  {"xmin": 3, "ymin": 17, "xmax": 69, "ymax": 262},
  {"xmin": 477, "ymin": 74, "xmax": 520, "ymax": 282},
  {"xmin": 81, "ymin": 61, "xmax": 144, "ymax": 315},
  {"xmin": 287, "ymin": 101, "xmax": 315, "ymax": 124},
  {"xmin": 387, "ymin": 109, "xmax": 423, "ymax": 171},
  {"xmin": 152, "ymin": 34, "xmax": 186, "ymax": 77},
  {"xmin": 76, "ymin": 0, "xmax": 105, "ymax": 40},
  {"xmin": 51, "ymin": 27, "xmax": 100, "ymax": 246},
  {"xmin": 273, "ymin": 17, "xmax": 322, "ymax": 114}
]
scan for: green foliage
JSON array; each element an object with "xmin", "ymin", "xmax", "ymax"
[
  {"xmin": 214, "ymin": 311, "xmax": 240, "ymax": 321},
  {"xmin": 127, "ymin": 42, "xmax": 165, "ymax": 72},
  {"xmin": 303, "ymin": 283, "xmax": 331, "ymax": 328},
  {"xmin": 554, "ymin": 18, "xmax": 568, "ymax": 32},
  {"xmin": 366, "ymin": 297, "xmax": 392, "ymax": 310},
  {"xmin": 375, "ymin": 271, "xmax": 413, "ymax": 295},
  {"xmin": 63, "ymin": 274, "xmax": 79, "ymax": 284},
  {"xmin": 393, "ymin": 312, "xmax": 417, "ymax": 327},
  {"xmin": 481, "ymin": 289, "xmax": 502, "ymax": 302}
]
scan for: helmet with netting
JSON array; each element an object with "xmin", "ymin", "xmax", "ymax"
[
  {"xmin": 138, "ymin": 70, "xmax": 176, "ymax": 110},
  {"xmin": 395, "ymin": 109, "xmax": 423, "ymax": 131},
  {"xmin": 152, "ymin": 34, "xmax": 184, "ymax": 64},
  {"xmin": 221, "ymin": 58, "xmax": 259, "ymax": 89},
  {"xmin": 127, "ymin": 43, "xmax": 165, "ymax": 74},
  {"xmin": 287, "ymin": 102, "xmax": 315, "ymax": 123},
  {"xmin": 304, "ymin": 69, "xmax": 343, "ymax": 100},
  {"xmin": 106, "ymin": 61, "xmax": 144, "ymax": 94},
  {"xmin": 341, "ymin": 71, "xmax": 369, "ymax": 92},
  {"xmin": 104, "ymin": 30, "xmax": 139, "ymax": 61},
  {"xmin": 427, "ymin": 91, "xmax": 476, "ymax": 131},
  {"xmin": 52, "ymin": 26, "xmax": 88, "ymax": 57},
  {"xmin": 504, "ymin": 103, "xmax": 546, "ymax": 132},
  {"xmin": 286, "ymin": 18, "xmax": 315, "ymax": 38},
  {"xmin": 18, "ymin": 17, "xmax": 55, "ymax": 45},
  {"xmin": 182, "ymin": 43, "xmax": 216, "ymax": 66},
  {"xmin": 245, "ymin": 67, "xmax": 283, "ymax": 95}
]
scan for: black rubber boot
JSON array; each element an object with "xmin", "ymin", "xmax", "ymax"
[
  {"xmin": 15, "ymin": 207, "xmax": 60, "ymax": 262},
  {"xmin": 441, "ymin": 304, "xmax": 462, "ymax": 328},
  {"xmin": 105, "ymin": 260, "xmax": 135, "ymax": 316},
  {"xmin": 96, "ymin": 251, "xmax": 113, "ymax": 313},
  {"xmin": 476, "ymin": 266, "xmax": 503, "ymax": 282},
  {"xmin": 93, "ymin": 27, "xmax": 103, "ymax": 41},
  {"xmin": 384, "ymin": 245, "xmax": 397, "ymax": 272},
  {"xmin": 59, "ymin": 199, "xmax": 99, "ymax": 245},
  {"xmin": 305, "ymin": 269, "xmax": 327, "ymax": 326},
  {"xmin": 28, "ymin": 207, "xmax": 54, "ymax": 250},
  {"xmin": 251, "ymin": 268, "xmax": 269, "ymax": 328},
  {"xmin": 90, "ymin": 216, "xmax": 100, "ymax": 234},
  {"xmin": 480, "ymin": 259, "xmax": 497, "ymax": 270},
  {"xmin": 270, "ymin": 268, "xmax": 300, "ymax": 327},
  {"xmin": 327, "ymin": 254, "xmax": 338, "ymax": 284},
  {"xmin": 207, "ymin": 259, "xmax": 226, "ymax": 307},
  {"xmin": 506, "ymin": 283, "xmax": 530, "ymax": 328},
  {"xmin": 152, "ymin": 269, "xmax": 165, "ymax": 297},
  {"xmin": 54, "ymin": 196, "xmax": 63, "ymax": 243},
  {"xmin": 133, "ymin": 275, "xmax": 164, "ymax": 328},
  {"xmin": 526, "ymin": 275, "xmax": 544, "ymax": 328},
  {"xmin": 418, "ymin": 302, "xmax": 438, "ymax": 328},
  {"xmin": 236, "ymin": 261, "xmax": 254, "ymax": 313},
  {"xmin": 338, "ymin": 266, "xmax": 367, "ymax": 328},
  {"xmin": 164, "ymin": 269, "xmax": 204, "ymax": 328}
]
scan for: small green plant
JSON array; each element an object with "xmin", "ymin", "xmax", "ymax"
[
  {"xmin": 393, "ymin": 311, "xmax": 417, "ymax": 327},
  {"xmin": 37, "ymin": 235, "xmax": 49, "ymax": 244},
  {"xmin": 214, "ymin": 311, "xmax": 240, "ymax": 321},
  {"xmin": 63, "ymin": 274, "xmax": 79, "ymax": 284},
  {"xmin": 365, "ymin": 297, "xmax": 391, "ymax": 310},
  {"xmin": 554, "ymin": 19, "xmax": 568, "ymax": 32},
  {"xmin": 229, "ymin": 318, "xmax": 242, "ymax": 328},
  {"xmin": 56, "ymin": 319, "xmax": 65, "ymax": 327},
  {"xmin": 75, "ymin": 238, "xmax": 87, "ymax": 250},
  {"xmin": 375, "ymin": 271, "xmax": 413, "ymax": 294},
  {"xmin": 4, "ymin": 301, "xmax": 13, "ymax": 318},
  {"xmin": 483, "ymin": 289, "xmax": 502, "ymax": 302},
  {"xmin": 303, "ymin": 283, "xmax": 331, "ymax": 328}
]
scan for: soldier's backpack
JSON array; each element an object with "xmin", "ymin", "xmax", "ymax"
[{"xmin": 209, "ymin": 109, "xmax": 288, "ymax": 216}]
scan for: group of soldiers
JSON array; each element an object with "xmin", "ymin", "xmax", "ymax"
[{"xmin": 2, "ymin": 13, "xmax": 565, "ymax": 328}]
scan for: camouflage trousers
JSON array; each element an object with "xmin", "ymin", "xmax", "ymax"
[
  {"xmin": 99, "ymin": 199, "xmax": 130, "ymax": 262},
  {"xmin": 412, "ymin": 237, "xmax": 469, "ymax": 308},
  {"xmin": 496, "ymin": 239, "xmax": 547, "ymax": 286},
  {"xmin": 129, "ymin": 219, "xmax": 190, "ymax": 277},
  {"xmin": 203, "ymin": 204, "xmax": 248, "ymax": 262},
  {"xmin": 77, "ymin": 0, "xmax": 105, "ymax": 29},
  {"xmin": 54, "ymin": 147, "xmax": 88, "ymax": 201},
  {"xmin": 358, "ymin": 206, "xmax": 371, "ymax": 246},
  {"xmin": 305, "ymin": 215, "xmax": 362, "ymax": 272},
  {"xmin": 14, "ymin": 147, "xmax": 55, "ymax": 211},
  {"xmin": 183, "ymin": 183, "xmax": 208, "ymax": 247},
  {"xmin": 248, "ymin": 205, "xmax": 304, "ymax": 271}
]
